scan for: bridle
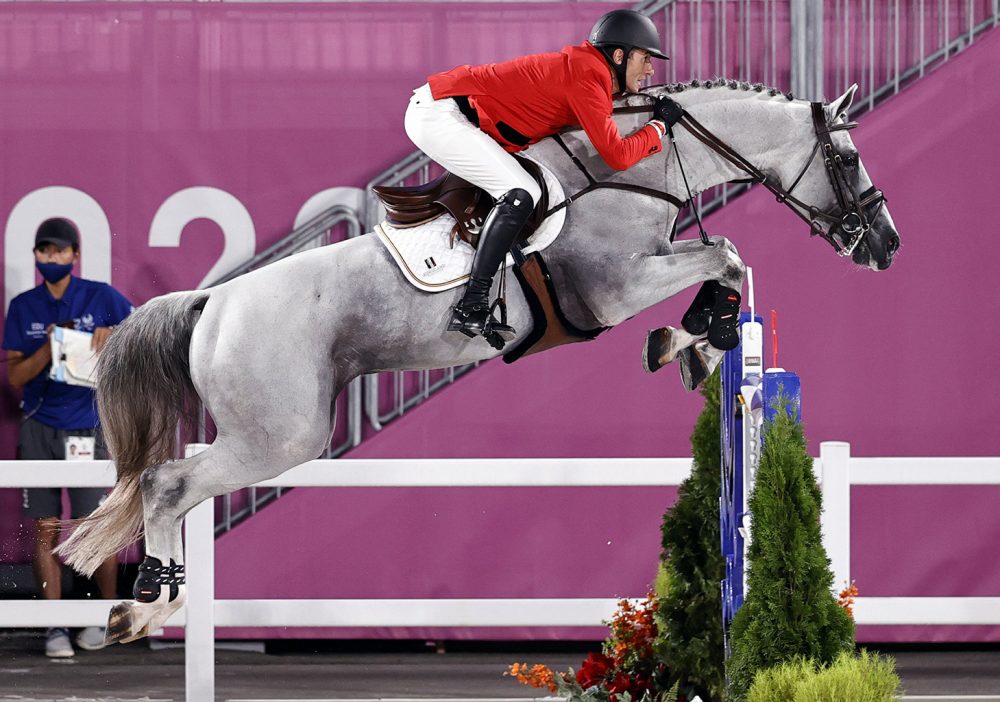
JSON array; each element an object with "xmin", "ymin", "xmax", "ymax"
[
  {"xmin": 664, "ymin": 101, "xmax": 886, "ymax": 257},
  {"xmin": 565, "ymin": 95, "xmax": 885, "ymax": 257}
]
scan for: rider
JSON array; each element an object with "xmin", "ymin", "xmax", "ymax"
[{"xmin": 404, "ymin": 9, "xmax": 683, "ymax": 343}]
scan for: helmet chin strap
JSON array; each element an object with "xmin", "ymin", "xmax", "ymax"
[{"xmin": 597, "ymin": 45, "xmax": 629, "ymax": 94}]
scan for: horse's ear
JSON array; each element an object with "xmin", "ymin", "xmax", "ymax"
[{"xmin": 830, "ymin": 84, "xmax": 858, "ymax": 121}]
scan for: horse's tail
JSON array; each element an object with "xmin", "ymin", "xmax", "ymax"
[{"xmin": 56, "ymin": 289, "xmax": 210, "ymax": 576}]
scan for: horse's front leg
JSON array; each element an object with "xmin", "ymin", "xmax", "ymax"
[{"xmin": 638, "ymin": 236, "xmax": 746, "ymax": 390}]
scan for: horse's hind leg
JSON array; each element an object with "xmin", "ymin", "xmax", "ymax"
[{"xmin": 106, "ymin": 418, "xmax": 333, "ymax": 644}]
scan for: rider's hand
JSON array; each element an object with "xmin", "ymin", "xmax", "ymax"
[{"xmin": 653, "ymin": 97, "xmax": 684, "ymax": 128}]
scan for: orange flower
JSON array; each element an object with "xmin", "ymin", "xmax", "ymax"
[
  {"xmin": 838, "ymin": 582, "xmax": 859, "ymax": 618},
  {"xmin": 505, "ymin": 663, "xmax": 558, "ymax": 693}
]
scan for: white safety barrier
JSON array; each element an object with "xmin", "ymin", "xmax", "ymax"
[{"xmin": 2, "ymin": 449, "xmax": 999, "ymax": 700}]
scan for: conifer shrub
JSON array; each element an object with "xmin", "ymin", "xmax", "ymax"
[
  {"xmin": 745, "ymin": 657, "xmax": 813, "ymax": 702},
  {"xmin": 656, "ymin": 369, "xmax": 725, "ymax": 701},
  {"xmin": 746, "ymin": 650, "xmax": 902, "ymax": 702},
  {"xmin": 726, "ymin": 398, "xmax": 854, "ymax": 701}
]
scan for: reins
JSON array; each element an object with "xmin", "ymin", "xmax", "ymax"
[{"xmin": 547, "ymin": 93, "xmax": 885, "ymax": 256}]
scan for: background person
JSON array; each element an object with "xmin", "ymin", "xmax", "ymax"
[{"xmin": 3, "ymin": 217, "xmax": 133, "ymax": 658}]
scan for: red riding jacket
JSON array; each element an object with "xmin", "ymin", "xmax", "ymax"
[{"xmin": 428, "ymin": 42, "xmax": 662, "ymax": 171}]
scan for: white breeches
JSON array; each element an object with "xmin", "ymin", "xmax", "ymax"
[{"xmin": 403, "ymin": 83, "xmax": 542, "ymax": 205}]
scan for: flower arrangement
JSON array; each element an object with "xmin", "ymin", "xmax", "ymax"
[
  {"xmin": 506, "ymin": 594, "xmax": 680, "ymax": 702},
  {"xmin": 838, "ymin": 581, "xmax": 859, "ymax": 618}
]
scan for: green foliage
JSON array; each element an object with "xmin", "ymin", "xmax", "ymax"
[
  {"xmin": 727, "ymin": 400, "xmax": 855, "ymax": 701},
  {"xmin": 656, "ymin": 369, "xmax": 725, "ymax": 701},
  {"xmin": 746, "ymin": 651, "xmax": 902, "ymax": 702},
  {"xmin": 745, "ymin": 657, "xmax": 814, "ymax": 702}
]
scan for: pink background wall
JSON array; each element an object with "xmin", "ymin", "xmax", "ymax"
[
  {"xmin": 1, "ymin": 3, "xmax": 998, "ymax": 642},
  {"xmin": 222, "ymin": 26, "xmax": 1000, "ymax": 643}
]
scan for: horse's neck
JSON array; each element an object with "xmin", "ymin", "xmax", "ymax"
[{"xmin": 673, "ymin": 97, "xmax": 815, "ymax": 196}]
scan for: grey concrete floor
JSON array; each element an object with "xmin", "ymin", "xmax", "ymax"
[{"xmin": 0, "ymin": 631, "xmax": 998, "ymax": 701}]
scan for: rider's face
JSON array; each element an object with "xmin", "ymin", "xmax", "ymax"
[{"xmin": 624, "ymin": 49, "xmax": 654, "ymax": 93}]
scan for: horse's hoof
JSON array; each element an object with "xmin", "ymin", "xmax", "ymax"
[
  {"xmin": 642, "ymin": 327, "xmax": 680, "ymax": 373},
  {"xmin": 678, "ymin": 342, "xmax": 709, "ymax": 392},
  {"xmin": 105, "ymin": 601, "xmax": 148, "ymax": 645},
  {"xmin": 642, "ymin": 329, "xmax": 663, "ymax": 373},
  {"xmin": 105, "ymin": 595, "xmax": 185, "ymax": 645}
]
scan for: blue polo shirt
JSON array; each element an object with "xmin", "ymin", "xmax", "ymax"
[{"xmin": 3, "ymin": 276, "xmax": 133, "ymax": 429}]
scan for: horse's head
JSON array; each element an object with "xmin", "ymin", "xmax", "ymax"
[{"xmin": 786, "ymin": 85, "xmax": 900, "ymax": 270}]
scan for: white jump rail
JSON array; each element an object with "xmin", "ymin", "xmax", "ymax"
[{"xmin": 2, "ymin": 447, "xmax": 999, "ymax": 700}]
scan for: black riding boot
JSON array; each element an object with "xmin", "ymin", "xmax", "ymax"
[{"xmin": 448, "ymin": 187, "xmax": 534, "ymax": 339}]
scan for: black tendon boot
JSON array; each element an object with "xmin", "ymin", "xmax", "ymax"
[
  {"xmin": 707, "ymin": 284, "xmax": 742, "ymax": 351},
  {"xmin": 681, "ymin": 280, "xmax": 721, "ymax": 335},
  {"xmin": 447, "ymin": 188, "xmax": 534, "ymax": 340}
]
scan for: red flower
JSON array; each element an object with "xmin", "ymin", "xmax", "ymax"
[
  {"xmin": 608, "ymin": 671, "xmax": 632, "ymax": 694},
  {"xmin": 576, "ymin": 652, "xmax": 613, "ymax": 688},
  {"xmin": 632, "ymin": 672, "xmax": 654, "ymax": 693}
]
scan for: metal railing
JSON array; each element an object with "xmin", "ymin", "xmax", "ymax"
[{"xmin": 634, "ymin": 0, "xmax": 1000, "ymax": 234}]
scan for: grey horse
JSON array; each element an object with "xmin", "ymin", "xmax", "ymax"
[{"xmin": 56, "ymin": 80, "xmax": 899, "ymax": 644}]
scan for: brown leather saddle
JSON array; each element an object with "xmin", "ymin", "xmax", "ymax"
[{"xmin": 371, "ymin": 156, "xmax": 550, "ymax": 249}]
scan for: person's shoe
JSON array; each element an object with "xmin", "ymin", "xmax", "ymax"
[
  {"xmin": 75, "ymin": 626, "xmax": 108, "ymax": 651},
  {"xmin": 447, "ymin": 292, "xmax": 491, "ymax": 338},
  {"xmin": 45, "ymin": 628, "xmax": 74, "ymax": 658}
]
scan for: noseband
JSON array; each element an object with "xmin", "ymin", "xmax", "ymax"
[{"xmin": 629, "ymin": 98, "xmax": 886, "ymax": 257}]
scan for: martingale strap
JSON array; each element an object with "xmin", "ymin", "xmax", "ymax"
[{"xmin": 545, "ymin": 134, "xmax": 687, "ymax": 217}]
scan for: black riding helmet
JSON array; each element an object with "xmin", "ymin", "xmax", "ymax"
[{"xmin": 589, "ymin": 10, "xmax": 668, "ymax": 93}]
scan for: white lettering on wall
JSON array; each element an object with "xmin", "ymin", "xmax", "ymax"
[{"xmin": 149, "ymin": 187, "xmax": 256, "ymax": 290}]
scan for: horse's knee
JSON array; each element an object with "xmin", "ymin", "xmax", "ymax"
[{"xmin": 712, "ymin": 238, "xmax": 745, "ymax": 287}]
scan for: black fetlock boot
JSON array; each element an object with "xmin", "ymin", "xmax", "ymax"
[
  {"xmin": 447, "ymin": 187, "xmax": 534, "ymax": 340},
  {"xmin": 681, "ymin": 280, "xmax": 721, "ymax": 335},
  {"xmin": 707, "ymin": 284, "xmax": 742, "ymax": 351}
]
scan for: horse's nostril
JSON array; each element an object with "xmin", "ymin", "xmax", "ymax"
[{"xmin": 887, "ymin": 236, "xmax": 900, "ymax": 255}]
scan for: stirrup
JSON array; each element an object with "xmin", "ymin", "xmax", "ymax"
[{"xmin": 482, "ymin": 297, "xmax": 516, "ymax": 350}]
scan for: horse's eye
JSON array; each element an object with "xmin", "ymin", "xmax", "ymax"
[{"xmin": 844, "ymin": 155, "xmax": 858, "ymax": 167}]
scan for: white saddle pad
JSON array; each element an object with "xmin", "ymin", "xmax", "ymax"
[{"xmin": 375, "ymin": 159, "xmax": 566, "ymax": 293}]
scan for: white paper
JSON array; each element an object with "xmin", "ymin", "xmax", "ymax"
[{"xmin": 49, "ymin": 327, "xmax": 98, "ymax": 388}]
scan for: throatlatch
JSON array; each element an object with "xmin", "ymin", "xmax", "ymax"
[{"xmin": 133, "ymin": 556, "xmax": 185, "ymax": 604}]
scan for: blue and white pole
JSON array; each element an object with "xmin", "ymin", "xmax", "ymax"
[{"xmin": 720, "ymin": 268, "xmax": 801, "ymax": 660}]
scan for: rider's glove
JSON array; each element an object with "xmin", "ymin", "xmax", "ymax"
[{"xmin": 653, "ymin": 97, "xmax": 684, "ymax": 129}]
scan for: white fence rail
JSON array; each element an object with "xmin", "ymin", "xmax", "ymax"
[{"xmin": 2, "ymin": 447, "xmax": 999, "ymax": 700}]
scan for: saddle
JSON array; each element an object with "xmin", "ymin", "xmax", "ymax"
[{"xmin": 372, "ymin": 156, "xmax": 549, "ymax": 249}]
